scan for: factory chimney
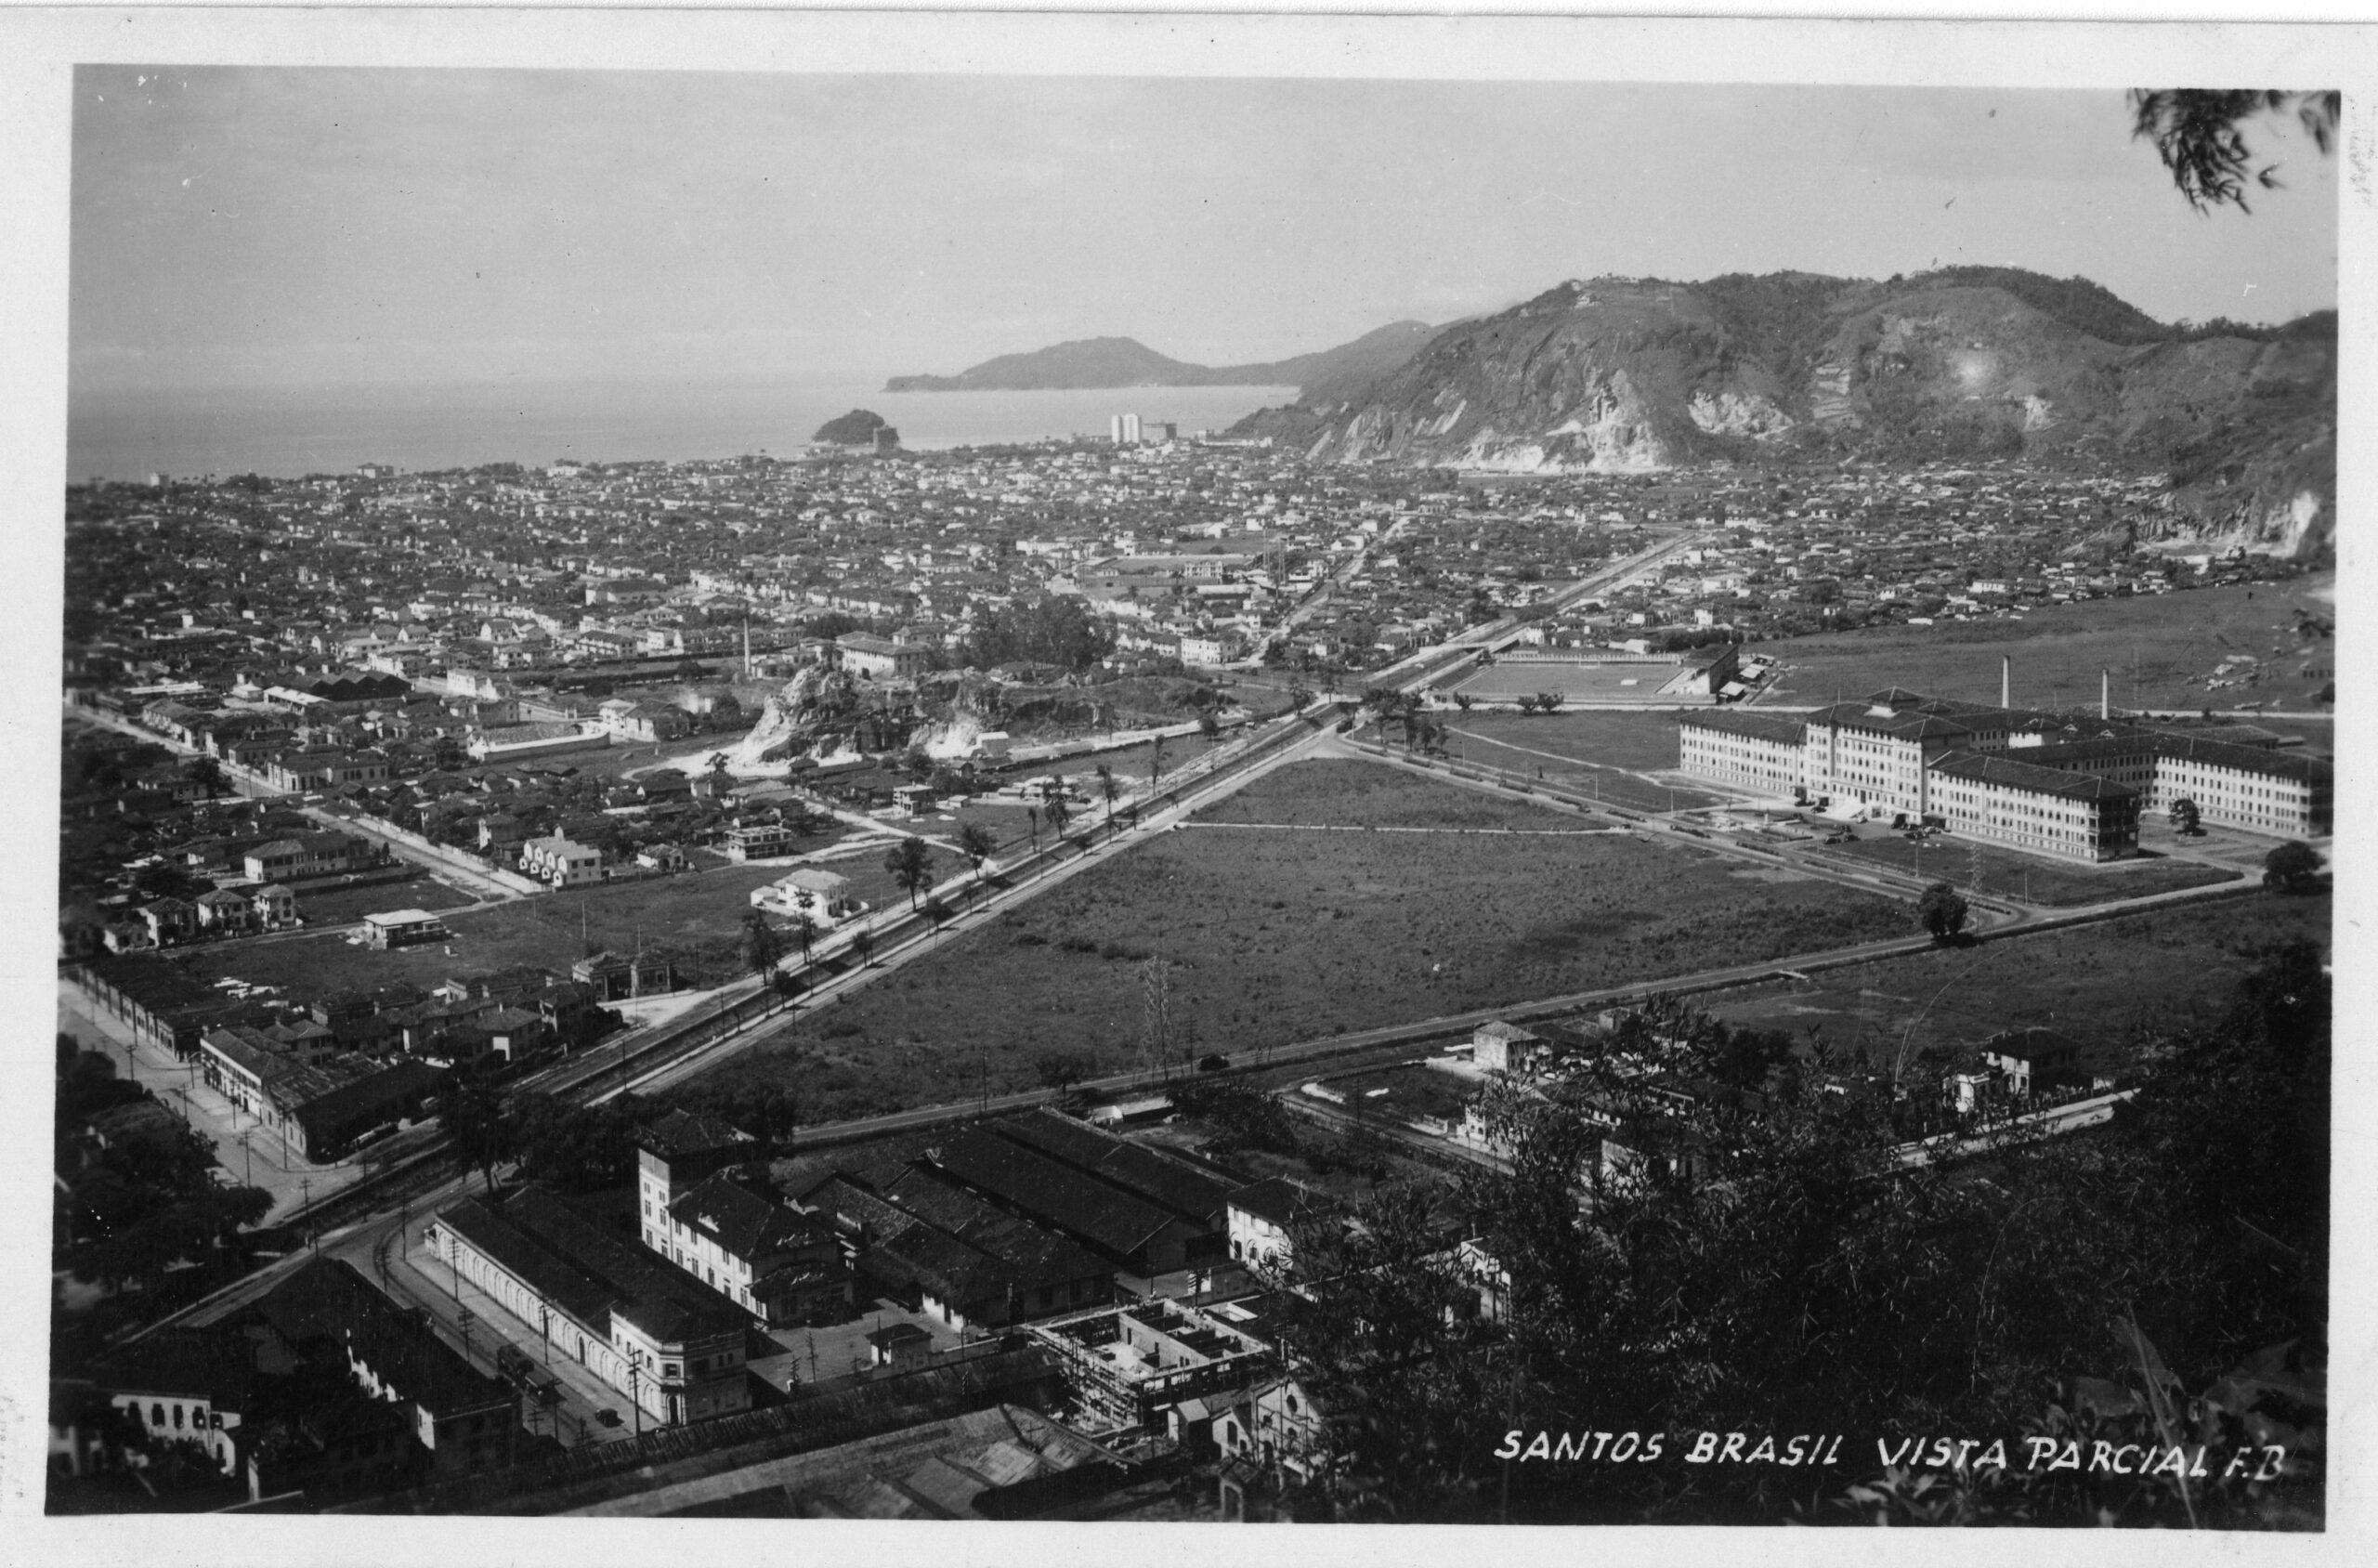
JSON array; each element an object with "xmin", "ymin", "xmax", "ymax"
[
  {"xmin": 2001, "ymin": 655, "xmax": 2010, "ymax": 710},
  {"xmin": 2101, "ymin": 669, "xmax": 2110, "ymax": 722}
]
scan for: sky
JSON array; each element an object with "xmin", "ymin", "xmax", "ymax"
[{"xmin": 69, "ymin": 70, "xmax": 2340, "ymax": 395}]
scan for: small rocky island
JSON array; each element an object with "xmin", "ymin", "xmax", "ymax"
[{"xmin": 812, "ymin": 408, "xmax": 899, "ymax": 448}]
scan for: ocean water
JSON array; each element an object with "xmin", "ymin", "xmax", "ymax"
[{"xmin": 64, "ymin": 380, "xmax": 1301, "ymax": 482}]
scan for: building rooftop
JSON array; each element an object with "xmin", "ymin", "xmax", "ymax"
[
  {"xmin": 989, "ymin": 1110, "xmax": 1235, "ymax": 1227},
  {"xmin": 924, "ymin": 1129, "xmax": 1180, "ymax": 1262},
  {"xmin": 1929, "ymin": 750, "xmax": 2140, "ymax": 801}
]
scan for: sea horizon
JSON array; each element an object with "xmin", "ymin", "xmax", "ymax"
[{"xmin": 63, "ymin": 378, "xmax": 1301, "ymax": 483}]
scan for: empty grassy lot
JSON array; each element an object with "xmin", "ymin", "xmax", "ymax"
[
  {"xmin": 294, "ymin": 874, "xmax": 479, "ymax": 924},
  {"xmin": 185, "ymin": 863, "xmax": 807, "ymax": 994},
  {"xmin": 1750, "ymin": 577, "xmax": 2336, "ymax": 715},
  {"xmin": 1423, "ymin": 711, "xmax": 1727, "ymax": 813},
  {"xmin": 1703, "ymin": 888, "xmax": 2326, "ymax": 1072},
  {"xmin": 1441, "ymin": 709, "xmax": 1690, "ymax": 773},
  {"xmin": 699, "ymin": 760, "xmax": 1913, "ymax": 1122},
  {"xmin": 1812, "ymin": 832, "xmax": 2241, "ymax": 907}
]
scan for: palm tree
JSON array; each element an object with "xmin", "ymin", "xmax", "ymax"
[
  {"xmin": 792, "ymin": 911, "xmax": 819, "ymax": 970},
  {"xmin": 1045, "ymin": 793, "xmax": 1073, "ymax": 843},
  {"xmin": 1026, "ymin": 804, "xmax": 1042, "ymax": 856},
  {"xmin": 884, "ymin": 836, "xmax": 934, "ymax": 909},
  {"xmin": 1148, "ymin": 733, "xmax": 1170, "ymax": 790},
  {"xmin": 1095, "ymin": 764, "xmax": 1122, "ymax": 839}
]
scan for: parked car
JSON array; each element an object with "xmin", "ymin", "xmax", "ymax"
[
  {"xmin": 594, "ymin": 1407, "xmax": 622, "ymax": 1428},
  {"xmin": 1196, "ymin": 1053, "xmax": 1230, "ymax": 1073}
]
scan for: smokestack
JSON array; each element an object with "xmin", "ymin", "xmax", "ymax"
[
  {"xmin": 2001, "ymin": 656, "xmax": 2010, "ymax": 710},
  {"xmin": 2101, "ymin": 669, "xmax": 2110, "ymax": 722}
]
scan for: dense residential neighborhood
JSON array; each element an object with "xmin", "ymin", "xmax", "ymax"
[{"xmin": 49, "ymin": 433, "xmax": 2332, "ymax": 1523}]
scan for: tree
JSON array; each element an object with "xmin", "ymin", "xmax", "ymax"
[
  {"xmin": 2168, "ymin": 797, "xmax": 2202, "ymax": 836},
  {"xmin": 1917, "ymin": 880, "xmax": 1969, "ymax": 941},
  {"xmin": 884, "ymin": 836, "xmax": 934, "ymax": 909},
  {"xmin": 739, "ymin": 909, "xmax": 785, "ymax": 976},
  {"xmin": 956, "ymin": 822, "xmax": 999, "ymax": 904},
  {"xmin": 1095, "ymin": 764, "xmax": 1122, "ymax": 840},
  {"xmin": 1025, "ymin": 804, "xmax": 1042, "ymax": 857},
  {"xmin": 733, "ymin": 1083, "xmax": 796, "ymax": 1169},
  {"xmin": 791, "ymin": 911, "xmax": 819, "ymax": 970},
  {"xmin": 2262, "ymin": 840, "xmax": 2322, "ymax": 893},
  {"xmin": 1515, "ymin": 694, "xmax": 1540, "ymax": 716},
  {"xmin": 921, "ymin": 895, "xmax": 951, "ymax": 936},
  {"xmin": 960, "ymin": 593, "xmax": 1117, "ymax": 672},
  {"xmin": 1141, "ymin": 957, "xmax": 1183, "ymax": 1077},
  {"xmin": 513, "ymin": 1093, "xmax": 637, "ymax": 1194},
  {"xmin": 439, "ymin": 1072, "xmax": 515, "ymax": 1196},
  {"xmin": 849, "ymin": 926, "xmax": 876, "ymax": 967},
  {"xmin": 1197, "ymin": 709, "xmax": 1222, "ymax": 739},
  {"xmin": 1286, "ymin": 681, "xmax": 1313, "ymax": 713},
  {"xmin": 2130, "ymin": 90, "xmax": 2341, "ymax": 214},
  {"xmin": 187, "ymin": 754, "xmax": 227, "ymax": 796},
  {"xmin": 1452, "ymin": 691, "xmax": 1474, "ymax": 713},
  {"xmin": 1035, "ymin": 1050, "xmax": 1095, "ymax": 1093},
  {"xmin": 1045, "ymin": 793, "xmax": 1073, "ymax": 841},
  {"xmin": 1536, "ymin": 691, "xmax": 1566, "ymax": 714}
]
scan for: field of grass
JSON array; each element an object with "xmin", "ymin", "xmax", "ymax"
[
  {"xmin": 1442, "ymin": 710, "xmax": 1690, "ymax": 773},
  {"xmin": 697, "ymin": 760, "xmax": 1914, "ymax": 1122},
  {"xmin": 1812, "ymin": 832, "xmax": 2241, "ymax": 907},
  {"xmin": 188, "ymin": 863, "xmax": 809, "ymax": 995},
  {"xmin": 1416, "ymin": 712, "xmax": 1726, "ymax": 814},
  {"xmin": 1450, "ymin": 659, "xmax": 1690, "ymax": 704},
  {"xmin": 1702, "ymin": 889, "xmax": 2327, "ymax": 1073},
  {"xmin": 1749, "ymin": 578, "xmax": 2336, "ymax": 715},
  {"xmin": 294, "ymin": 874, "xmax": 479, "ymax": 925}
]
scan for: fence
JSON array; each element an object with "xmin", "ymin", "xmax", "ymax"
[{"xmin": 310, "ymin": 806, "xmax": 545, "ymax": 895}]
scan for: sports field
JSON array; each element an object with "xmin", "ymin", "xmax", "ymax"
[
  {"xmin": 1448, "ymin": 656, "xmax": 1696, "ymax": 704},
  {"xmin": 1748, "ymin": 578, "xmax": 2335, "ymax": 715}
]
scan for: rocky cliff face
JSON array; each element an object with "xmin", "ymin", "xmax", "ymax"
[{"xmin": 1243, "ymin": 269, "xmax": 2333, "ymax": 559}]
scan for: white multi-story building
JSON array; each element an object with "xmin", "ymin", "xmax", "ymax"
[
  {"xmin": 1677, "ymin": 688, "xmax": 2326, "ymax": 863},
  {"xmin": 517, "ymin": 832, "xmax": 606, "ymax": 887},
  {"xmin": 429, "ymin": 1183, "xmax": 752, "ymax": 1429}
]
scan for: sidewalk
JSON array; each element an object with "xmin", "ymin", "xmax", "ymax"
[
  {"xmin": 58, "ymin": 985, "xmax": 370, "ymax": 1222},
  {"xmin": 372, "ymin": 1211, "xmax": 624, "ymax": 1447}
]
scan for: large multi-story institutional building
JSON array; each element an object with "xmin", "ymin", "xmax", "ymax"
[
  {"xmin": 429, "ymin": 1184, "xmax": 753, "ymax": 1429},
  {"xmin": 1677, "ymin": 688, "xmax": 2328, "ymax": 862},
  {"xmin": 635, "ymin": 1110, "xmax": 849, "ymax": 1326}
]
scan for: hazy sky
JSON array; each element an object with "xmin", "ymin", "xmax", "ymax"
[{"xmin": 71, "ymin": 70, "xmax": 2340, "ymax": 394}]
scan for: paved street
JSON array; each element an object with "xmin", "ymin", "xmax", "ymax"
[{"xmin": 59, "ymin": 983, "xmax": 372, "ymax": 1222}]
